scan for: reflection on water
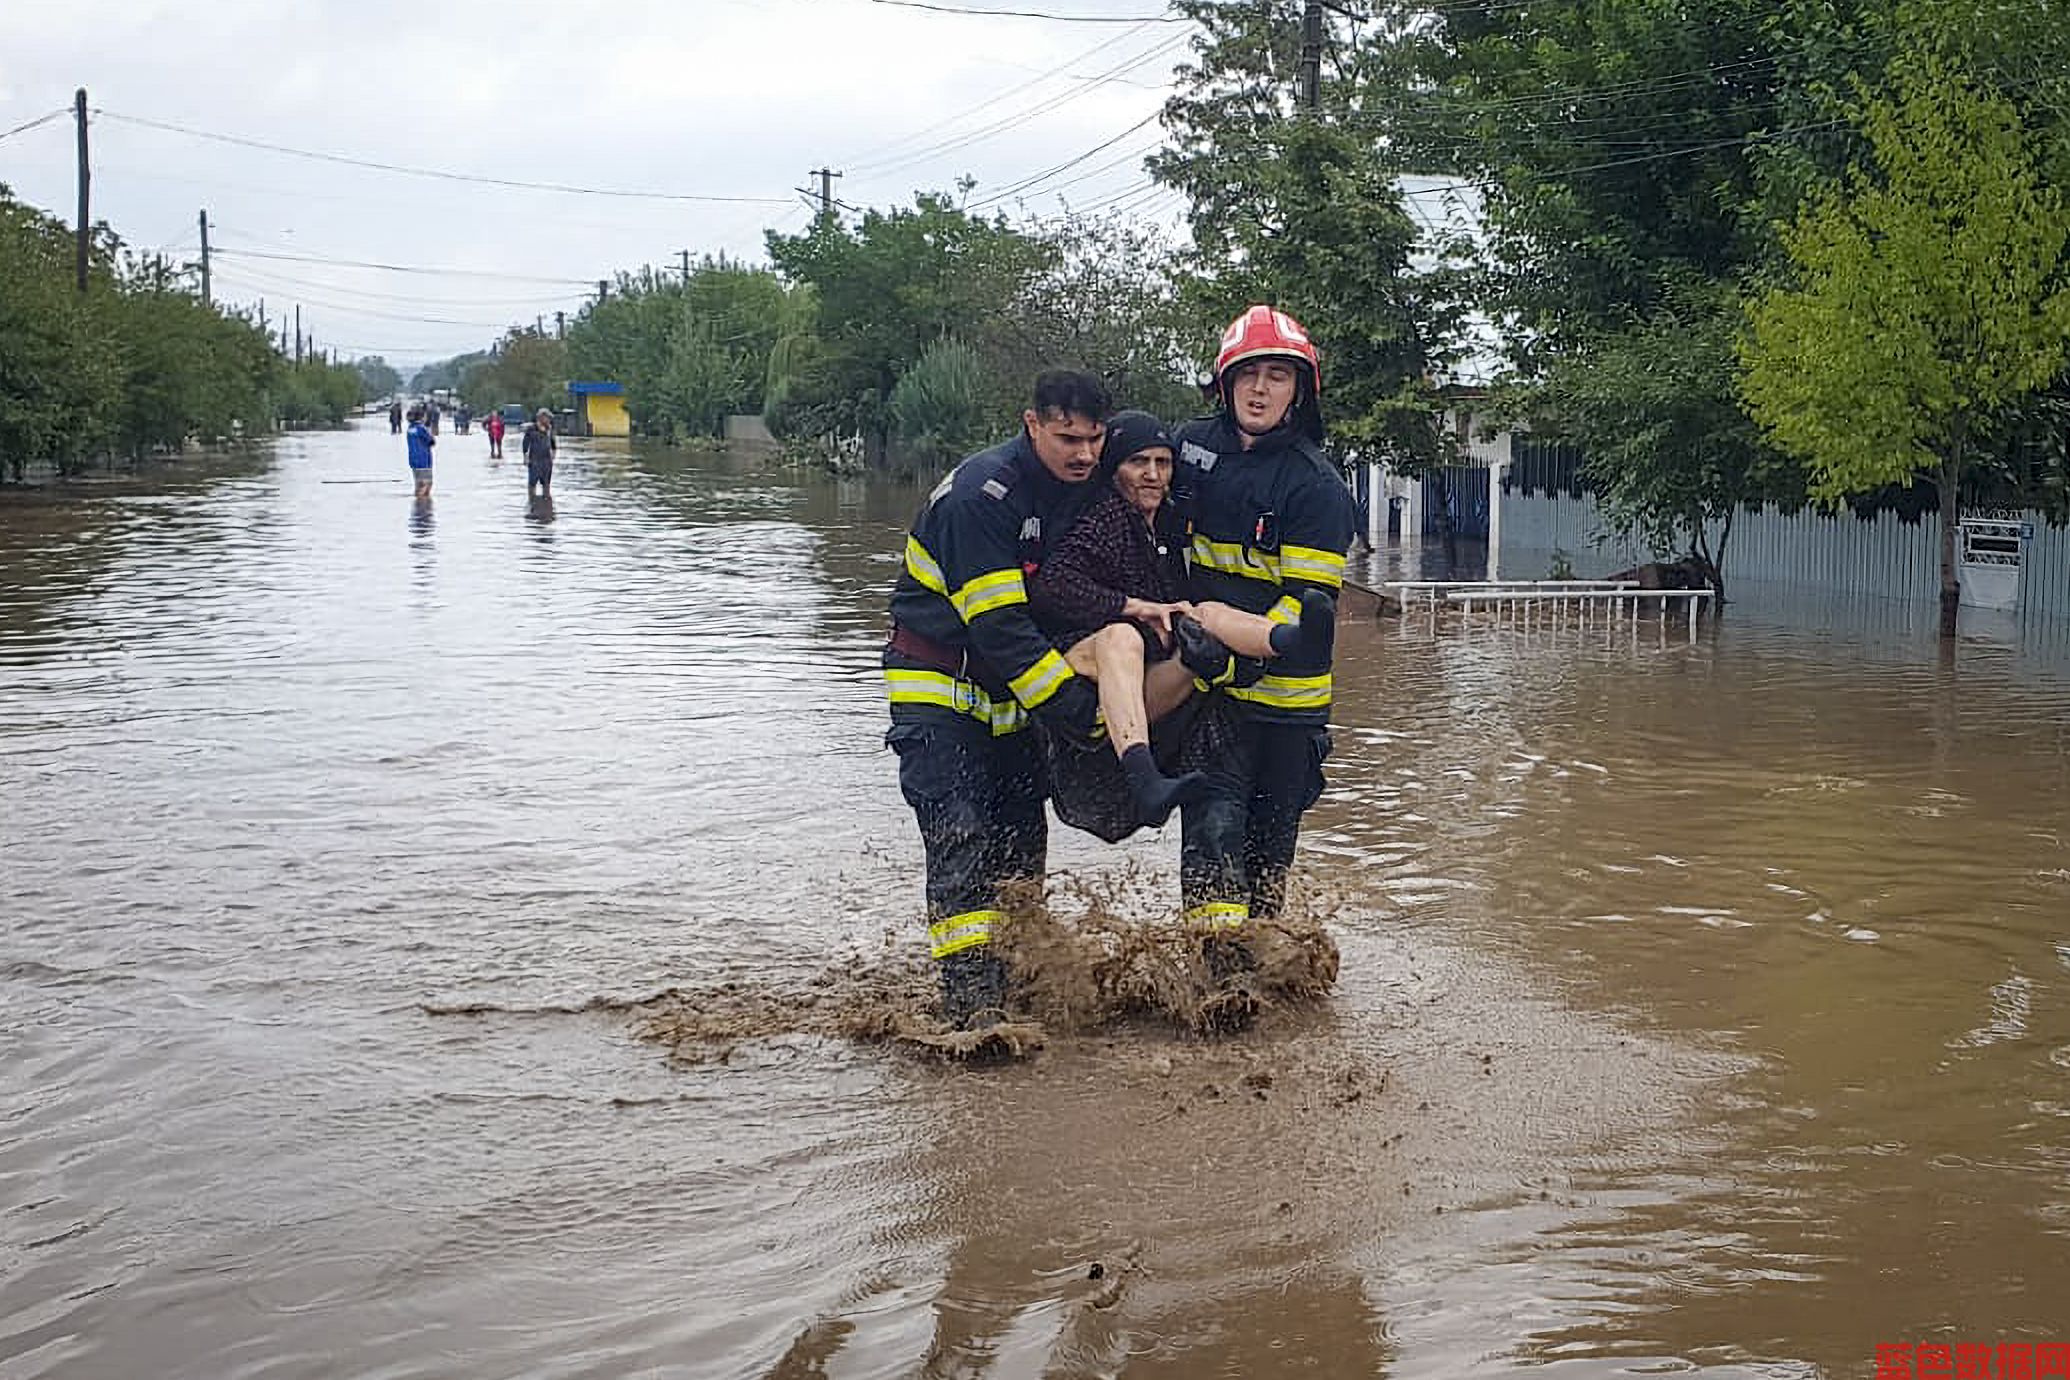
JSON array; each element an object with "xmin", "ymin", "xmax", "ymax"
[{"xmin": 4, "ymin": 422, "xmax": 2070, "ymax": 1378}]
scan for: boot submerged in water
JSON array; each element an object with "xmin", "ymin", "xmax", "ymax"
[
  {"xmin": 938, "ymin": 948, "xmax": 1009, "ymax": 1032},
  {"xmin": 1197, "ymin": 932, "xmax": 1260, "ymax": 1035}
]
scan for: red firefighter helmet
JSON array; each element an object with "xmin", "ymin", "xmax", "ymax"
[{"xmin": 1214, "ymin": 305, "xmax": 1321, "ymax": 398}]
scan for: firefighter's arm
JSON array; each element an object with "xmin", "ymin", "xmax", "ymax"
[
  {"xmin": 1267, "ymin": 470, "xmax": 1355, "ymax": 625},
  {"xmin": 931, "ymin": 493, "xmax": 1098, "ymax": 732}
]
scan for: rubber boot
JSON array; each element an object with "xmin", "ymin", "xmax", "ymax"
[
  {"xmin": 938, "ymin": 948, "xmax": 1009, "ymax": 1032},
  {"xmin": 1172, "ymin": 614, "xmax": 1235, "ymax": 686},
  {"xmin": 1199, "ymin": 932, "xmax": 1260, "ymax": 1034},
  {"xmin": 1120, "ymin": 742, "xmax": 1207, "ymax": 828}
]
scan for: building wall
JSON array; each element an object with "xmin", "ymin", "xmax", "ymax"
[{"xmin": 584, "ymin": 393, "xmax": 630, "ymax": 438}]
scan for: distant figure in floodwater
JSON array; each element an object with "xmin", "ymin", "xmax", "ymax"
[
  {"xmin": 522, "ymin": 409, "xmax": 556, "ymax": 497},
  {"xmin": 455, "ymin": 404, "xmax": 472, "ymax": 435},
  {"xmin": 388, "ymin": 399, "xmax": 403, "ymax": 435},
  {"xmin": 484, "ymin": 409, "xmax": 506, "ymax": 460},
  {"xmin": 405, "ymin": 404, "xmax": 435, "ymax": 499},
  {"xmin": 425, "ymin": 400, "xmax": 441, "ymax": 436}
]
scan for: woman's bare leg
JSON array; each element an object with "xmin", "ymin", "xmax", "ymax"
[
  {"xmin": 1144, "ymin": 658, "xmax": 1196, "ymax": 721},
  {"xmin": 1065, "ymin": 623, "xmax": 1149, "ymax": 757},
  {"xmin": 1190, "ymin": 600, "xmax": 1281, "ymax": 658},
  {"xmin": 1192, "ymin": 594, "xmax": 1334, "ymax": 662}
]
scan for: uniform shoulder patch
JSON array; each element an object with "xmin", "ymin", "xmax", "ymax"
[
  {"xmin": 1180, "ymin": 440, "xmax": 1219, "ymax": 472},
  {"xmin": 982, "ymin": 477, "xmax": 1011, "ymax": 500}
]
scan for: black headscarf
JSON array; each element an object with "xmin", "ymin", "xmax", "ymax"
[{"xmin": 1098, "ymin": 409, "xmax": 1175, "ymax": 478}]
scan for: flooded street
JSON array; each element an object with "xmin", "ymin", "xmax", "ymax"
[{"xmin": 5, "ymin": 419, "xmax": 2069, "ymax": 1378}]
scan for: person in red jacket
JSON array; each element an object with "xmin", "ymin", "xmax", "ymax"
[{"xmin": 484, "ymin": 409, "xmax": 506, "ymax": 460}]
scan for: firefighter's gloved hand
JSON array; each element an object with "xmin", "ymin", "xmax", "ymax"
[{"xmin": 1035, "ymin": 677, "xmax": 1103, "ymax": 745}]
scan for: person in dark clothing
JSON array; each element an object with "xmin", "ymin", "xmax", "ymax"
[
  {"xmin": 1171, "ymin": 306, "xmax": 1356, "ymax": 1030},
  {"xmin": 884, "ymin": 369, "xmax": 1111, "ymax": 1036},
  {"xmin": 1030, "ymin": 411, "xmax": 1333, "ymax": 838},
  {"xmin": 522, "ymin": 409, "xmax": 556, "ymax": 496},
  {"xmin": 388, "ymin": 400, "xmax": 403, "ymax": 435}
]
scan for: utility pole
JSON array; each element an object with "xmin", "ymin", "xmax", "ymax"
[
  {"xmin": 198, "ymin": 209, "xmax": 211, "ymax": 307},
  {"xmin": 1298, "ymin": 0, "xmax": 1324, "ymax": 112},
  {"xmin": 294, "ymin": 305, "xmax": 303, "ymax": 364},
  {"xmin": 679, "ymin": 248, "xmax": 691, "ymax": 285},
  {"xmin": 811, "ymin": 167, "xmax": 842, "ymax": 224},
  {"xmin": 555, "ymin": 310, "xmax": 565, "ymax": 340},
  {"xmin": 74, "ymin": 89, "xmax": 90, "ymax": 293},
  {"xmin": 597, "ymin": 278, "xmax": 609, "ymax": 304}
]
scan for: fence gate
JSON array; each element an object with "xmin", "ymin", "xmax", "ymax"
[{"xmin": 1959, "ymin": 509, "xmax": 2028, "ymax": 610}]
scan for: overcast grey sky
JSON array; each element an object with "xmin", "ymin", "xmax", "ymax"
[{"xmin": 0, "ymin": 0, "xmax": 1194, "ymax": 367}]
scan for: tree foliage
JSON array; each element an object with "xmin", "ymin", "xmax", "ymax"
[
  {"xmin": 1155, "ymin": 1, "xmax": 1447, "ymax": 462},
  {"xmin": 1740, "ymin": 50, "xmax": 2070, "ymax": 630},
  {"xmin": 0, "ymin": 184, "xmax": 312, "ymax": 481}
]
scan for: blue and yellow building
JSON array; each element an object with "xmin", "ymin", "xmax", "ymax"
[{"xmin": 567, "ymin": 380, "xmax": 629, "ymax": 438}]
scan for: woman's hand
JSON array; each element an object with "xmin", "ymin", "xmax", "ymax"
[{"xmin": 1122, "ymin": 598, "xmax": 1187, "ymax": 647}]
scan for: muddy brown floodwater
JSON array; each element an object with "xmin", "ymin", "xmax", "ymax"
[{"xmin": 4, "ymin": 421, "xmax": 2069, "ymax": 1379}]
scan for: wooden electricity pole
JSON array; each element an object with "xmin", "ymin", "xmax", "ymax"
[
  {"xmin": 1298, "ymin": 0, "xmax": 1324, "ymax": 112},
  {"xmin": 198, "ymin": 210, "xmax": 212, "ymax": 306},
  {"xmin": 74, "ymin": 89, "xmax": 90, "ymax": 293}
]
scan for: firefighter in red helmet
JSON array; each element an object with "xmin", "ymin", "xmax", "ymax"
[{"xmin": 1170, "ymin": 305, "xmax": 1355, "ymax": 1029}]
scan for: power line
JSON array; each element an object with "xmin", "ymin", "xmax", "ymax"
[
  {"xmin": 853, "ymin": 30, "xmax": 1187, "ymax": 183},
  {"xmin": 0, "ymin": 107, "xmax": 67, "ymax": 146},
  {"xmin": 213, "ymin": 256, "xmax": 592, "ymax": 308},
  {"xmin": 213, "ymin": 244, "xmax": 595, "ymax": 284},
  {"xmin": 842, "ymin": 19, "xmax": 1159, "ymax": 171},
  {"xmin": 965, "ymin": 107, "xmax": 1164, "ymax": 208},
  {"xmin": 861, "ymin": 0, "xmax": 1184, "ymax": 19},
  {"xmin": 93, "ymin": 109, "xmax": 794, "ymax": 205},
  {"xmin": 212, "ymin": 271, "xmax": 530, "ymax": 328}
]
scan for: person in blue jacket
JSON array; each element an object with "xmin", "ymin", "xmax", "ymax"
[{"xmin": 405, "ymin": 405, "xmax": 435, "ymax": 498}]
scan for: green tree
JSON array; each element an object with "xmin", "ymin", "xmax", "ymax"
[
  {"xmin": 1548, "ymin": 288, "xmax": 1800, "ymax": 600},
  {"xmin": 766, "ymin": 194, "xmax": 1051, "ymax": 462},
  {"xmin": 353, "ymin": 355, "xmax": 402, "ymax": 402},
  {"xmin": 889, "ymin": 337, "xmax": 990, "ymax": 466},
  {"xmin": 1155, "ymin": 1, "xmax": 1456, "ymax": 464},
  {"xmin": 1740, "ymin": 52, "xmax": 2070, "ymax": 635}
]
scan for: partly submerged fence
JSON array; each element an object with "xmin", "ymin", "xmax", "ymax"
[{"xmin": 1498, "ymin": 490, "xmax": 2070, "ymax": 622}]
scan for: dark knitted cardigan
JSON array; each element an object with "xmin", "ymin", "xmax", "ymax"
[{"xmin": 1029, "ymin": 486, "xmax": 1189, "ymax": 650}]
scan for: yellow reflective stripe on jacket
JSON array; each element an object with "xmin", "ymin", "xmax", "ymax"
[
  {"xmin": 951, "ymin": 567, "xmax": 1027, "ymax": 622},
  {"xmin": 1230, "ymin": 671, "xmax": 1332, "ymax": 711},
  {"xmin": 1280, "ymin": 543, "xmax": 1345, "ymax": 589},
  {"xmin": 1265, "ymin": 593, "xmax": 1302, "ymax": 626},
  {"xmin": 1185, "ymin": 901, "xmax": 1248, "ymax": 932},
  {"xmin": 1007, "ymin": 647, "xmax": 1072, "ymax": 709},
  {"xmin": 1191, "ymin": 534, "xmax": 1280, "ymax": 585},
  {"xmin": 883, "ymin": 668, "xmax": 1029, "ymax": 735},
  {"xmin": 929, "ymin": 909, "xmax": 1001, "ymax": 959},
  {"xmin": 905, "ymin": 536, "xmax": 948, "ymax": 595}
]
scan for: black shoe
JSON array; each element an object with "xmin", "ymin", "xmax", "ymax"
[
  {"xmin": 938, "ymin": 948, "xmax": 1009, "ymax": 1031},
  {"xmin": 1120, "ymin": 743, "xmax": 1207, "ymax": 828},
  {"xmin": 1173, "ymin": 614, "xmax": 1235, "ymax": 686},
  {"xmin": 1267, "ymin": 589, "xmax": 1337, "ymax": 663}
]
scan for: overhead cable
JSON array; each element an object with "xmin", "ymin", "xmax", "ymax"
[
  {"xmin": 213, "ymin": 244, "xmax": 596, "ymax": 285},
  {"xmin": 0, "ymin": 107, "xmax": 68, "ymax": 146},
  {"xmin": 95, "ymin": 109, "xmax": 793, "ymax": 204},
  {"xmin": 862, "ymin": 0, "xmax": 1185, "ymax": 20}
]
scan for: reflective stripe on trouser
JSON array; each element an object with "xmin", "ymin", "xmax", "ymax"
[
  {"xmin": 887, "ymin": 711, "xmax": 1047, "ymax": 963},
  {"xmin": 1185, "ymin": 902, "xmax": 1248, "ymax": 932},
  {"xmin": 929, "ymin": 910, "xmax": 1002, "ymax": 959},
  {"xmin": 1178, "ymin": 701, "xmax": 1329, "ymax": 923}
]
